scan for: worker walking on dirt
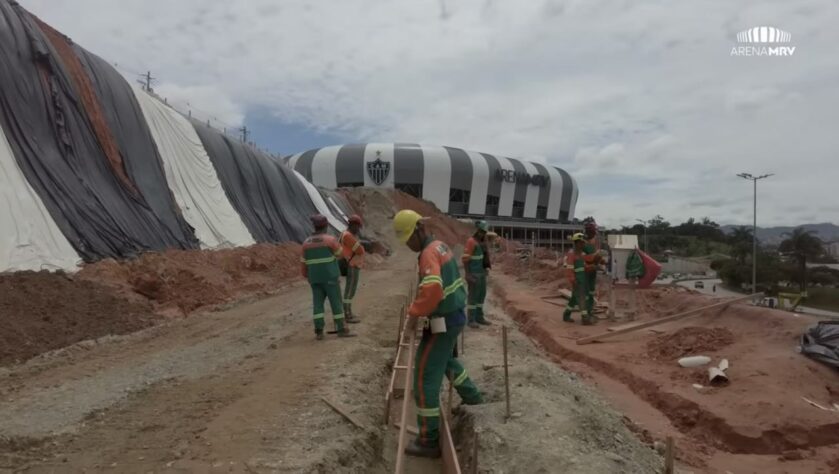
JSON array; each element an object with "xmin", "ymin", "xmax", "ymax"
[
  {"xmin": 393, "ymin": 210, "xmax": 484, "ymax": 458},
  {"xmin": 301, "ymin": 214, "xmax": 352, "ymax": 340},
  {"xmin": 582, "ymin": 218, "xmax": 602, "ymax": 313},
  {"xmin": 463, "ymin": 220, "xmax": 492, "ymax": 328},
  {"xmin": 563, "ymin": 233, "xmax": 597, "ymax": 325},
  {"xmin": 339, "ymin": 214, "xmax": 365, "ymax": 324}
]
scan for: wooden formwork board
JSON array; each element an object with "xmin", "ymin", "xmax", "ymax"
[{"xmin": 440, "ymin": 403, "xmax": 461, "ymax": 474}]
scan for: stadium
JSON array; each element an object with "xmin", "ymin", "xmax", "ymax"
[{"xmin": 287, "ymin": 143, "xmax": 582, "ymax": 243}]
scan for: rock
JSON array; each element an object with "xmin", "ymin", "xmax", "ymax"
[
  {"xmin": 269, "ymin": 343, "xmax": 278, "ymax": 350},
  {"xmin": 654, "ymin": 441, "xmax": 666, "ymax": 455},
  {"xmin": 780, "ymin": 450, "xmax": 803, "ymax": 461},
  {"xmin": 604, "ymin": 452, "xmax": 626, "ymax": 463}
]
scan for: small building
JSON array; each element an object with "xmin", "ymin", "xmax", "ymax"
[
  {"xmin": 827, "ymin": 241, "xmax": 839, "ymax": 258},
  {"xmin": 607, "ymin": 234, "xmax": 639, "ymax": 281}
]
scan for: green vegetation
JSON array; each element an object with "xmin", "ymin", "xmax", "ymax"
[
  {"xmin": 608, "ymin": 217, "xmax": 839, "ymax": 311},
  {"xmin": 805, "ymin": 288, "xmax": 839, "ymax": 312}
]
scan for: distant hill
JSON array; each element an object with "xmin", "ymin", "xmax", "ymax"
[{"xmin": 721, "ymin": 223, "xmax": 839, "ymax": 245}]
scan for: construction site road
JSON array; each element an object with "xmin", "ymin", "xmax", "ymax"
[{"xmin": 0, "ymin": 255, "xmax": 420, "ymax": 473}]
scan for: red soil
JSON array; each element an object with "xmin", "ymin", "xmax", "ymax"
[
  {"xmin": 0, "ymin": 271, "xmax": 156, "ymax": 366},
  {"xmin": 492, "ymin": 265, "xmax": 839, "ymax": 473},
  {"xmin": 77, "ymin": 243, "xmax": 302, "ymax": 315}
]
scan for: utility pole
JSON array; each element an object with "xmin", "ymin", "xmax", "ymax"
[
  {"xmin": 737, "ymin": 173, "xmax": 773, "ymax": 297},
  {"xmin": 239, "ymin": 126, "xmax": 249, "ymax": 143},
  {"xmin": 636, "ymin": 219, "xmax": 648, "ymax": 252},
  {"xmin": 136, "ymin": 71, "xmax": 155, "ymax": 92}
]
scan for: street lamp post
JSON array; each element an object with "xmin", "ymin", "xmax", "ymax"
[
  {"xmin": 737, "ymin": 172, "xmax": 774, "ymax": 297},
  {"xmin": 636, "ymin": 219, "xmax": 648, "ymax": 252}
]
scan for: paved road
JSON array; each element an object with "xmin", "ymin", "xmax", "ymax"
[{"xmin": 675, "ymin": 278, "xmax": 839, "ymax": 319}]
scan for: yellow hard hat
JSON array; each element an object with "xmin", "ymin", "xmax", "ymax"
[
  {"xmin": 571, "ymin": 232, "xmax": 585, "ymax": 242},
  {"xmin": 393, "ymin": 209, "xmax": 424, "ymax": 243}
]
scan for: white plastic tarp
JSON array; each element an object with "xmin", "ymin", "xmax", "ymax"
[
  {"xmin": 133, "ymin": 86, "xmax": 255, "ymax": 249},
  {"xmin": 0, "ymin": 124, "xmax": 79, "ymax": 272},
  {"xmin": 291, "ymin": 169, "xmax": 347, "ymax": 233}
]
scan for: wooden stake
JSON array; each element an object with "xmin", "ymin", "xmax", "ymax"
[
  {"xmin": 472, "ymin": 431, "xmax": 479, "ymax": 474},
  {"xmin": 664, "ymin": 436, "xmax": 674, "ymax": 474},
  {"xmin": 395, "ymin": 329, "xmax": 417, "ymax": 474},
  {"xmin": 322, "ymin": 397, "xmax": 364, "ymax": 430},
  {"xmin": 396, "ymin": 303, "xmax": 405, "ymax": 345},
  {"xmin": 575, "ymin": 293, "xmax": 761, "ymax": 345},
  {"xmin": 503, "ymin": 325, "xmax": 511, "ymax": 421},
  {"xmin": 448, "ymin": 370, "xmax": 454, "ymax": 413}
]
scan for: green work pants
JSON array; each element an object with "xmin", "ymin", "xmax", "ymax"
[
  {"xmin": 343, "ymin": 266, "xmax": 361, "ymax": 314},
  {"xmin": 311, "ymin": 280, "xmax": 344, "ymax": 333},
  {"xmin": 467, "ymin": 275, "xmax": 487, "ymax": 323},
  {"xmin": 413, "ymin": 323, "xmax": 483, "ymax": 446},
  {"xmin": 564, "ymin": 279, "xmax": 593, "ymax": 317}
]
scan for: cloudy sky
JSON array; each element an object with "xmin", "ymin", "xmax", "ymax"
[{"xmin": 21, "ymin": 0, "xmax": 839, "ymax": 227}]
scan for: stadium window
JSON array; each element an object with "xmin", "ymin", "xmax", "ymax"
[
  {"xmin": 512, "ymin": 200, "xmax": 525, "ymax": 218},
  {"xmin": 338, "ymin": 182, "xmax": 364, "ymax": 188},
  {"xmin": 485, "ymin": 195, "xmax": 500, "ymax": 217},
  {"xmin": 395, "ymin": 183, "xmax": 422, "ymax": 198},
  {"xmin": 536, "ymin": 206, "xmax": 547, "ymax": 219}
]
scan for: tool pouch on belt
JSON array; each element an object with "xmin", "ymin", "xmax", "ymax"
[{"xmin": 429, "ymin": 315, "xmax": 447, "ymax": 334}]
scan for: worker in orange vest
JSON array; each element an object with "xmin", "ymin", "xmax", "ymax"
[{"xmin": 339, "ymin": 215, "xmax": 365, "ymax": 324}]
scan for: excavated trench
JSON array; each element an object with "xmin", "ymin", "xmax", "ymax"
[{"xmin": 495, "ymin": 285, "xmax": 839, "ymax": 456}]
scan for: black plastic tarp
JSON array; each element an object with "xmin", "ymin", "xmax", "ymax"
[
  {"xmin": 800, "ymin": 321, "xmax": 839, "ymax": 369},
  {"xmin": 0, "ymin": 3, "xmax": 197, "ymax": 261},
  {"xmin": 191, "ymin": 120, "xmax": 316, "ymax": 242},
  {"xmin": 73, "ymin": 44, "xmax": 198, "ymax": 250}
]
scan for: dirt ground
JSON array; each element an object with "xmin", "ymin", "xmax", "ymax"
[
  {"xmin": 0, "ymin": 188, "xmax": 674, "ymax": 473},
  {"xmin": 0, "ymin": 271, "xmax": 156, "ymax": 366},
  {"xmin": 492, "ymin": 261, "xmax": 839, "ymax": 473}
]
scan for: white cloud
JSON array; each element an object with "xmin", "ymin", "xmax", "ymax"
[{"xmin": 20, "ymin": 0, "xmax": 839, "ymax": 227}]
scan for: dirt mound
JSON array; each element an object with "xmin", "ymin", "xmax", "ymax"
[
  {"xmin": 646, "ymin": 327, "xmax": 735, "ymax": 360},
  {"xmin": 77, "ymin": 243, "xmax": 302, "ymax": 315},
  {"xmin": 390, "ymin": 190, "xmax": 472, "ymax": 246},
  {"xmin": 341, "ymin": 188, "xmax": 472, "ymax": 248},
  {"xmin": 0, "ymin": 271, "xmax": 156, "ymax": 366}
]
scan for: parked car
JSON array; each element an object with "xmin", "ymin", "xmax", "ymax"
[{"xmin": 694, "ymin": 281, "xmax": 705, "ymax": 289}]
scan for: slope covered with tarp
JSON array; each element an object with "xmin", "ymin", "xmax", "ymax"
[
  {"xmin": 72, "ymin": 42, "xmax": 198, "ymax": 249},
  {"xmin": 191, "ymin": 120, "xmax": 317, "ymax": 243},
  {"xmin": 132, "ymin": 86, "xmax": 256, "ymax": 249},
  {"xmin": 0, "ymin": 2, "xmax": 198, "ymax": 262},
  {"xmin": 0, "ymin": 123, "xmax": 80, "ymax": 272},
  {"xmin": 289, "ymin": 168, "xmax": 347, "ymax": 233}
]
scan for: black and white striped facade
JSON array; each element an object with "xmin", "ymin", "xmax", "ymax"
[{"xmin": 285, "ymin": 143, "xmax": 579, "ymax": 223}]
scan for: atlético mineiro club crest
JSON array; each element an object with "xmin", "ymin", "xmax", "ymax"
[{"xmin": 366, "ymin": 151, "xmax": 390, "ymax": 186}]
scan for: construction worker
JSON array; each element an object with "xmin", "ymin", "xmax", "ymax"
[
  {"xmin": 463, "ymin": 220, "xmax": 491, "ymax": 328},
  {"xmin": 563, "ymin": 233, "xmax": 597, "ymax": 325},
  {"xmin": 582, "ymin": 218, "xmax": 602, "ymax": 316},
  {"xmin": 301, "ymin": 214, "xmax": 351, "ymax": 340},
  {"xmin": 339, "ymin": 214, "xmax": 365, "ymax": 324},
  {"xmin": 393, "ymin": 210, "xmax": 483, "ymax": 458}
]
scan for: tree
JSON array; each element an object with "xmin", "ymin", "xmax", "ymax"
[
  {"xmin": 779, "ymin": 228, "xmax": 825, "ymax": 293},
  {"xmin": 728, "ymin": 226, "xmax": 754, "ymax": 265}
]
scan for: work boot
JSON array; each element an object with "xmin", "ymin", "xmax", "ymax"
[
  {"xmin": 316, "ymin": 331, "xmax": 324, "ymax": 341},
  {"xmin": 405, "ymin": 439, "xmax": 441, "ymax": 458},
  {"xmin": 477, "ymin": 318, "xmax": 492, "ymax": 326},
  {"xmin": 581, "ymin": 315, "xmax": 594, "ymax": 326},
  {"xmin": 468, "ymin": 321, "xmax": 480, "ymax": 329},
  {"xmin": 563, "ymin": 311, "xmax": 574, "ymax": 323},
  {"xmin": 346, "ymin": 314, "xmax": 361, "ymax": 324}
]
